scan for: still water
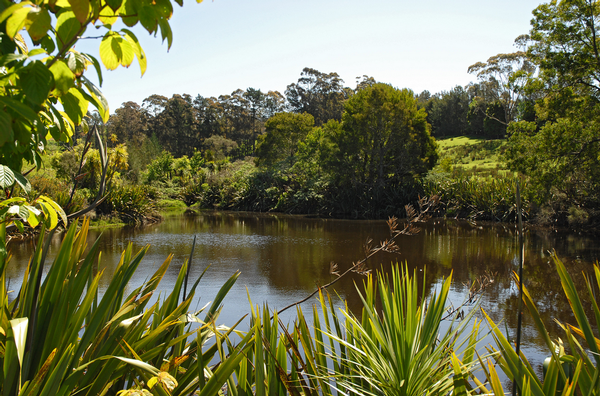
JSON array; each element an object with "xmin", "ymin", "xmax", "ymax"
[{"xmin": 6, "ymin": 211, "xmax": 600, "ymax": 381}]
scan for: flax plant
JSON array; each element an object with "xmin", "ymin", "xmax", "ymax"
[
  {"xmin": 0, "ymin": 218, "xmax": 253, "ymax": 396},
  {"xmin": 482, "ymin": 253, "xmax": 600, "ymax": 396},
  {"xmin": 322, "ymin": 265, "xmax": 482, "ymax": 396}
]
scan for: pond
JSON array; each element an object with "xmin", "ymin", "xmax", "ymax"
[{"xmin": 6, "ymin": 210, "xmax": 600, "ymax": 385}]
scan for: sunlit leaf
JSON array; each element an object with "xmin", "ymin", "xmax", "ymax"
[
  {"xmin": 122, "ymin": 28, "xmax": 146, "ymax": 75},
  {"xmin": 24, "ymin": 7, "xmax": 51, "ymax": 41},
  {"xmin": 38, "ymin": 195, "xmax": 67, "ymax": 226},
  {"xmin": 49, "ymin": 60, "xmax": 75, "ymax": 95},
  {"xmin": 60, "ymin": 87, "xmax": 88, "ymax": 125},
  {"xmin": 56, "ymin": 10, "xmax": 81, "ymax": 48},
  {"xmin": 0, "ymin": 1, "xmax": 32, "ymax": 24},
  {"xmin": 38, "ymin": 201, "xmax": 58, "ymax": 229},
  {"xmin": 25, "ymin": 205, "xmax": 40, "ymax": 228},
  {"xmin": 5, "ymin": 7, "xmax": 30, "ymax": 39},
  {"xmin": 99, "ymin": 31, "xmax": 134, "ymax": 70},
  {"xmin": 10, "ymin": 318, "xmax": 28, "ymax": 368},
  {"xmin": 99, "ymin": 31, "xmax": 119, "ymax": 70},
  {"xmin": 98, "ymin": 5, "xmax": 118, "ymax": 26}
]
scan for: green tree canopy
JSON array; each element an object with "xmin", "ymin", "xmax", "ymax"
[
  {"xmin": 333, "ymin": 83, "xmax": 438, "ymax": 188},
  {"xmin": 255, "ymin": 112, "xmax": 314, "ymax": 167},
  {"xmin": 285, "ymin": 68, "xmax": 349, "ymax": 126}
]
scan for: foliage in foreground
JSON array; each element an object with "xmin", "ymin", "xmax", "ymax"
[
  {"xmin": 0, "ymin": 219, "xmax": 252, "ymax": 396},
  {"xmin": 1, "ymin": 214, "xmax": 599, "ymax": 395}
]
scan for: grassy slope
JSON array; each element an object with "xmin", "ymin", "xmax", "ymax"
[{"xmin": 436, "ymin": 135, "xmax": 507, "ymax": 173}]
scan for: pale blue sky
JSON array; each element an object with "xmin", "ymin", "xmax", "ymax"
[{"xmin": 76, "ymin": 0, "xmax": 545, "ymax": 113}]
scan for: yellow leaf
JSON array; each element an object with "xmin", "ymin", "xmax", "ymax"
[
  {"xmin": 6, "ymin": 7, "xmax": 30, "ymax": 39},
  {"xmin": 99, "ymin": 6, "xmax": 118, "ymax": 26}
]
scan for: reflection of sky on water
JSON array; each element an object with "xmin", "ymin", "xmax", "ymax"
[{"xmin": 6, "ymin": 212, "xmax": 600, "ymax": 387}]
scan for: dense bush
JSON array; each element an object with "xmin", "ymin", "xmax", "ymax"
[{"xmin": 97, "ymin": 184, "xmax": 158, "ymax": 224}]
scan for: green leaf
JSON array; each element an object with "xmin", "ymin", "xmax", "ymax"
[
  {"xmin": 0, "ymin": 53, "xmax": 27, "ymax": 66},
  {"xmin": 56, "ymin": 10, "xmax": 81, "ymax": 49},
  {"xmin": 5, "ymin": 7, "xmax": 30, "ymax": 39},
  {"xmin": 21, "ymin": 60, "xmax": 53, "ymax": 106},
  {"xmin": 65, "ymin": 51, "xmax": 86, "ymax": 77},
  {"xmin": 122, "ymin": 28, "xmax": 146, "ymax": 75},
  {"xmin": 120, "ymin": 0, "xmax": 140, "ymax": 27},
  {"xmin": 138, "ymin": 5, "xmax": 157, "ymax": 33},
  {"xmin": 105, "ymin": 0, "xmax": 122, "ymax": 12},
  {"xmin": 0, "ymin": 112, "xmax": 13, "ymax": 145},
  {"xmin": 60, "ymin": 87, "xmax": 88, "ymax": 125},
  {"xmin": 0, "ymin": 165, "xmax": 15, "ymax": 188},
  {"xmin": 157, "ymin": 18, "xmax": 172, "ymax": 49},
  {"xmin": 114, "ymin": 356, "xmax": 160, "ymax": 375},
  {"xmin": 49, "ymin": 60, "xmax": 75, "ymax": 95},
  {"xmin": 67, "ymin": 0, "xmax": 90, "ymax": 23},
  {"xmin": 40, "ymin": 35, "xmax": 56, "ymax": 53},
  {"xmin": 83, "ymin": 52, "xmax": 103, "ymax": 86},
  {"xmin": 0, "ymin": 96, "xmax": 38, "ymax": 122},
  {"xmin": 25, "ymin": 7, "xmax": 51, "ymax": 41},
  {"xmin": 153, "ymin": 0, "xmax": 173, "ymax": 19},
  {"xmin": 13, "ymin": 171, "xmax": 31, "ymax": 192},
  {"xmin": 80, "ymin": 75, "xmax": 109, "ymax": 122}
]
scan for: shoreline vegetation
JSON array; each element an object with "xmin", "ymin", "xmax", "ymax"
[{"xmin": 26, "ymin": 133, "xmax": 597, "ymax": 235}]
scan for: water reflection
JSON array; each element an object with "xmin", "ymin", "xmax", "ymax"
[{"xmin": 6, "ymin": 211, "xmax": 599, "ymax": 378}]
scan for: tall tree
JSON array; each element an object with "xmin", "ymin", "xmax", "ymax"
[
  {"xmin": 529, "ymin": 0, "xmax": 600, "ymax": 97},
  {"xmin": 255, "ymin": 112, "xmax": 315, "ymax": 167},
  {"xmin": 106, "ymin": 101, "xmax": 147, "ymax": 144},
  {"xmin": 333, "ymin": 83, "xmax": 438, "ymax": 188},
  {"xmin": 427, "ymin": 86, "xmax": 471, "ymax": 137},
  {"xmin": 468, "ymin": 51, "xmax": 536, "ymax": 127},
  {"xmin": 505, "ymin": 0, "xmax": 600, "ymax": 215},
  {"xmin": 156, "ymin": 94, "xmax": 199, "ymax": 157},
  {"xmin": 193, "ymin": 95, "xmax": 224, "ymax": 140},
  {"xmin": 285, "ymin": 67, "xmax": 348, "ymax": 125}
]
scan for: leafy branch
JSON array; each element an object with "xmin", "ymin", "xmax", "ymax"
[{"xmin": 276, "ymin": 195, "xmax": 440, "ymax": 316}]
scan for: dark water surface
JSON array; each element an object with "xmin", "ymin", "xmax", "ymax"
[{"xmin": 7, "ymin": 211, "xmax": 600, "ymax": 382}]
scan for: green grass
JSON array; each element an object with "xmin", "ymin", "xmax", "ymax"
[
  {"xmin": 436, "ymin": 135, "xmax": 507, "ymax": 175},
  {"xmin": 436, "ymin": 136, "xmax": 489, "ymax": 149}
]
